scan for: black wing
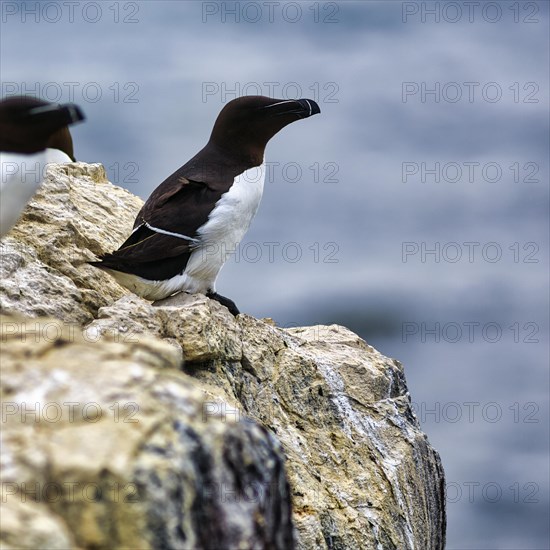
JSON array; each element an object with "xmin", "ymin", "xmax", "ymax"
[{"xmin": 93, "ymin": 176, "xmax": 225, "ymax": 280}]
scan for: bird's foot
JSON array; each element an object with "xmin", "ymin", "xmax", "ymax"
[{"xmin": 206, "ymin": 291, "xmax": 240, "ymax": 316}]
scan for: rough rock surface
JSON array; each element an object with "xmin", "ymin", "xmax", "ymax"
[
  {"xmin": 0, "ymin": 164, "xmax": 446, "ymax": 549},
  {"xmin": 1, "ymin": 315, "xmax": 293, "ymax": 549},
  {"xmin": 0, "ymin": 163, "xmax": 142, "ymax": 324}
]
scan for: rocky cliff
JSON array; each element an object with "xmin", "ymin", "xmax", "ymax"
[{"xmin": 0, "ymin": 164, "xmax": 446, "ymax": 549}]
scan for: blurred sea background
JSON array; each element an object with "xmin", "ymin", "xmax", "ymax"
[{"xmin": 1, "ymin": 1, "xmax": 548, "ymax": 547}]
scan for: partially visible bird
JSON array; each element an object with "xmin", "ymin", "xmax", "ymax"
[
  {"xmin": 0, "ymin": 96, "xmax": 85, "ymax": 237},
  {"xmin": 92, "ymin": 95, "xmax": 320, "ymax": 315}
]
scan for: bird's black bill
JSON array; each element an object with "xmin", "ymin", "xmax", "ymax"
[
  {"xmin": 263, "ymin": 98, "xmax": 321, "ymax": 119},
  {"xmin": 294, "ymin": 98, "xmax": 321, "ymax": 117},
  {"xmin": 25, "ymin": 103, "xmax": 86, "ymax": 126}
]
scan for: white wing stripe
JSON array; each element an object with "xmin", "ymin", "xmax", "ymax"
[{"xmin": 138, "ymin": 221, "xmax": 200, "ymax": 243}]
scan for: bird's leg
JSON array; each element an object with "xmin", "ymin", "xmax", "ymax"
[{"xmin": 206, "ymin": 291, "xmax": 240, "ymax": 316}]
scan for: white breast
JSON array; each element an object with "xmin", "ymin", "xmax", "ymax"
[
  {"xmin": 185, "ymin": 161, "xmax": 266, "ymax": 291},
  {"xmin": 0, "ymin": 149, "xmax": 72, "ymax": 237}
]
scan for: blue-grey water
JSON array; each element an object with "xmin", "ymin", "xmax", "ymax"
[{"xmin": 1, "ymin": 2, "xmax": 548, "ymax": 548}]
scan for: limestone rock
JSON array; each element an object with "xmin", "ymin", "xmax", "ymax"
[
  {"xmin": 0, "ymin": 498, "xmax": 76, "ymax": 550},
  {"xmin": 0, "ymin": 163, "xmax": 141, "ymax": 324},
  {"xmin": 0, "ymin": 163, "xmax": 446, "ymax": 549},
  {"xmin": 1, "ymin": 316, "xmax": 294, "ymax": 549},
  {"xmin": 86, "ymin": 297, "xmax": 446, "ymax": 549}
]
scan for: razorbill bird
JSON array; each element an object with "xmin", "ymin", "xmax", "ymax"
[
  {"xmin": 0, "ymin": 96, "xmax": 85, "ymax": 237},
  {"xmin": 92, "ymin": 95, "xmax": 320, "ymax": 315}
]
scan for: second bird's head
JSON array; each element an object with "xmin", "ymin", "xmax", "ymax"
[
  {"xmin": 0, "ymin": 96, "xmax": 85, "ymax": 160},
  {"xmin": 208, "ymin": 95, "xmax": 321, "ymax": 164}
]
